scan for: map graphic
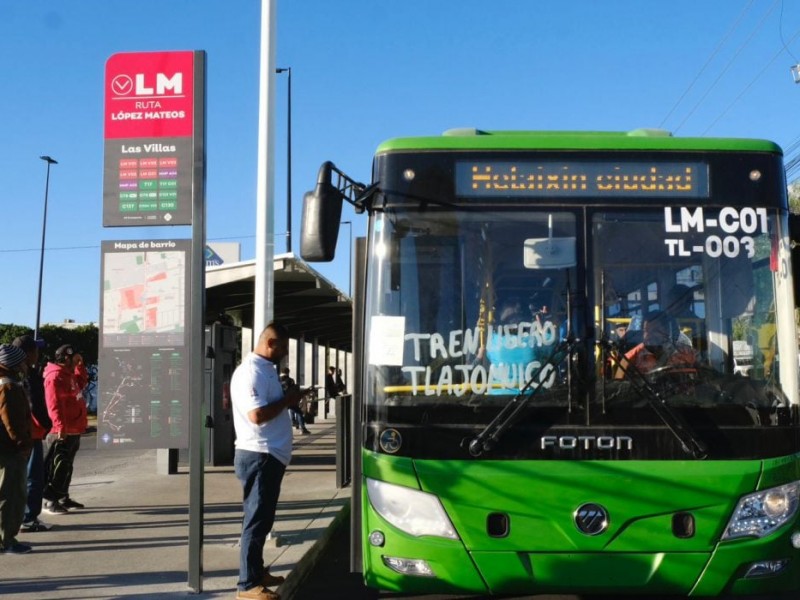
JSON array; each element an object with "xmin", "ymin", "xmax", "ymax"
[
  {"xmin": 98, "ymin": 240, "xmax": 191, "ymax": 448},
  {"xmin": 103, "ymin": 247, "xmax": 186, "ymax": 347},
  {"xmin": 97, "ymin": 350, "xmax": 186, "ymax": 448}
]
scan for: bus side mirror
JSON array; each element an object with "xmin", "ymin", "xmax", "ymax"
[{"xmin": 300, "ymin": 162, "xmax": 344, "ymax": 261}]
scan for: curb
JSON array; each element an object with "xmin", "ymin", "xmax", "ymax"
[{"xmin": 278, "ymin": 500, "xmax": 352, "ymax": 599}]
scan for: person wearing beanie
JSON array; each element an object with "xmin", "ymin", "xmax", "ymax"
[
  {"xmin": 0, "ymin": 343, "xmax": 33, "ymax": 554},
  {"xmin": 12, "ymin": 335, "xmax": 52, "ymax": 532},
  {"xmin": 42, "ymin": 344, "xmax": 88, "ymax": 515}
]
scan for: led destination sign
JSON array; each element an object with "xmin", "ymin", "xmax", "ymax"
[{"xmin": 456, "ymin": 161, "xmax": 709, "ymax": 198}]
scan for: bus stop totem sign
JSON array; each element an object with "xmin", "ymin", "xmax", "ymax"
[
  {"xmin": 99, "ymin": 51, "xmax": 205, "ymax": 450},
  {"xmin": 103, "ymin": 51, "xmax": 198, "ymax": 226}
]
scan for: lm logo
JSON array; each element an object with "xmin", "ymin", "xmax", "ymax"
[{"xmin": 111, "ymin": 73, "xmax": 183, "ymax": 97}]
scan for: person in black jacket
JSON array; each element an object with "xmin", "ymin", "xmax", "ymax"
[
  {"xmin": 324, "ymin": 366, "xmax": 338, "ymax": 417},
  {"xmin": 12, "ymin": 336, "xmax": 52, "ymax": 532},
  {"xmin": 335, "ymin": 368, "xmax": 346, "ymax": 394}
]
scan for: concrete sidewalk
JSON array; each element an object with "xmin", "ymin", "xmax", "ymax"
[{"xmin": 0, "ymin": 416, "xmax": 350, "ymax": 599}]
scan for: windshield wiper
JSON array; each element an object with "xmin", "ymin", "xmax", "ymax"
[
  {"xmin": 604, "ymin": 340, "xmax": 708, "ymax": 459},
  {"xmin": 467, "ymin": 338, "xmax": 576, "ymax": 457}
]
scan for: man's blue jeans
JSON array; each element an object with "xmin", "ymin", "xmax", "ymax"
[
  {"xmin": 234, "ymin": 449, "xmax": 286, "ymax": 591},
  {"xmin": 24, "ymin": 440, "xmax": 44, "ymax": 523}
]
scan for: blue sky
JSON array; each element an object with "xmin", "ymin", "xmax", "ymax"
[{"xmin": 2, "ymin": 0, "xmax": 800, "ymax": 328}]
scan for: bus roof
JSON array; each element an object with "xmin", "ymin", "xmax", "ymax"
[{"xmin": 375, "ymin": 129, "xmax": 783, "ymax": 155}]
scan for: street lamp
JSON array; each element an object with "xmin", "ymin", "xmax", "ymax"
[
  {"xmin": 341, "ymin": 220, "xmax": 352, "ymax": 296},
  {"xmin": 276, "ymin": 67, "xmax": 292, "ymax": 253},
  {"xmin": 35, "ymin": 155, "xmax": 58, "ymax": 340}
]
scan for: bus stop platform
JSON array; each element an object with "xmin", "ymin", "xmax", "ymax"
[{"xmin": 0, "ymin": 416, "xmax": 351, "ymax": 599}]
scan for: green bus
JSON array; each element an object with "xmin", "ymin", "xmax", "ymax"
[{"xmin": 301, "ymin": 129, "xmax": 800, "ymax": 596}]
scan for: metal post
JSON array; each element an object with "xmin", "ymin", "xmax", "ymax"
[
  {"xmin": 341, "ymin": 220, "xmax": 352, "ymax": 296},
  {"xmin": 254, "ymin": 0, "xmax": 278, "ymax": 340},
  {"xmin": 35, "ymin": 155, "xmax": 57, "ymax": 340},
  {"xmin": 276, "ymin": 67, "xmax": 292, "ymax": 254},
  {"xmin": 187, "ymin": 50, "xmax": 208, "ymax": 593}
]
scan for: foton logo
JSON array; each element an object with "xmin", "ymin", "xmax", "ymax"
[{"xmin": 110, "ymin": 73, "xmax": 183, "ymax": 98}]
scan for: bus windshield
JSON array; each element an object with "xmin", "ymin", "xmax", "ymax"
[
  {"xmin": 364, "ymin": 203, "xmax": 796, "ymax": 452},
  {"xmin": 365, "ymin": 208, "xmax": 578, "ymax": 403}
]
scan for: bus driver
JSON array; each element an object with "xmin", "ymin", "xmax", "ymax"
[{"xmin": 614, "ymin": 310, "xmax": 695, "ymax": 378}]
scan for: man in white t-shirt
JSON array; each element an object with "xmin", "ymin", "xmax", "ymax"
[{"xmin": 231, "ymin": 323, "xmax": 305, "ymax": 600}]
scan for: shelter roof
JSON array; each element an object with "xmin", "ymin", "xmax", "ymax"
[{"xmin": 206, "ymin": 253, "xmax": 352, "ymax": 351}]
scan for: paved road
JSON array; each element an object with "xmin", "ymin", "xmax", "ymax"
[{"xmin": 0, "ymin": 421, "xmax": 348, "ymax": 599}]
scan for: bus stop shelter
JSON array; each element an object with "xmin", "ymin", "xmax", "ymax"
[
  {"xmin": 204, "ymin": 252, "xmax": 352, "ymax": 352},
  {"xmin": 195, "ymin": 252, "xmax": 353, "ymax": 466}
]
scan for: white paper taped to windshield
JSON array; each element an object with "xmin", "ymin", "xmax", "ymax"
[{"xmin": 369, "ymin": 316, "xmax": 406, "ymax": 366}]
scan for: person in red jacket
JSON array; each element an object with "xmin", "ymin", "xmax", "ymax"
[{"xmin": 42, "ymin": 345, "xmax": 88, "ymax": 515}]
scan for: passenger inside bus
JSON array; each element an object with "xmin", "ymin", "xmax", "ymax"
[
  {"xmin": 614, "ymin": 310, "xmax": 696, "ymax": 378},
  {"xmin": 612, "ymin": 322, "xmax": 628, "ymax": 342},
  {"xmin": 484, "ymin": 296, "xmax": 537, "ymax": 394},
  {"xmin": 496, "ymin": 296, "xmax": 524, "ymax": 327}
]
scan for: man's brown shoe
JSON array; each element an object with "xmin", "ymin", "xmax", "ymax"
[
  {"xmin": 262, "ymin": 571, "xmax": 285, "ymax": 587},
  {"xmin": 235, "ymin": 585, "xmax": 280, "ymax": 600}
]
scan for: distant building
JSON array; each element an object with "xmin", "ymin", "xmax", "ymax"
[
  {"xmin": 47, "ymin": 319, "xmax": 96, "ymax": 330},
  {"xmin": 205, "ymin": 242, "xmax": 241, "ymax": 267}
]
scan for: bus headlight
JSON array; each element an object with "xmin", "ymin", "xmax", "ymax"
[
  {"xmin": 366, "ymin": 478, "xmax": 459, "ymax": 540},
  {"xmin": 722, "ymin": 481, "xmax": 800, "ymax": 540},
  {"xmin": 382, "ymin": 556, "xmax": 436, "ymax": 577}
]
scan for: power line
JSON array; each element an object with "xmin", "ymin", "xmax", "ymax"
[
  {"xmin": 785, "ymin": 154, "xmax": 800, "ymax": 180},
  {"xmin": 780, "ymin": 0, "xmax": 799, "ymax": 62},
  {"xmin": 784, "ymin": 133, "xmax": 800, "ymax": 155},
  {"xmin": 0, "ymin": 235, "xmax": 259, "ymax": 255},
  {"xmin": 660, "ymin": 0, "xmax": 756, "ymax": 129},
  {"xmin": 702, "ymin": 24, "xmax": 800, "ymax": 135},
  {"xmin": 0, "ymin": 244, "xmax": 97, "ymax": 254},
  {"xmin": 675, "ymin": 0, "xmax": 780, "ymax": 134}
]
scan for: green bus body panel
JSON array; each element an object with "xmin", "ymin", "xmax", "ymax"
[
  {"xmin": 696, "ymin": 534, "xmax": 800, "ymax": 596},
  {"xmin": 361, "ymin": 481, "xmax": 490, "ymax": 595},
  {"xmin": 361, "ymin": 450, "xmax": 800, "ymax": 595},
  {"xmin": 413, "ymin": 459, "xmax": 754, "ymax": 553},
  {"xmin": 375, "ymin": 129, "xmax": 783, "ymax": 155},
  {"xmin": 757, "ymin": 453, "xmax": 800, "ymax": 488},
  {"xmin": 470, "ymin": 551, "xmax": 708, "ymax": 595},
  {"xmin": 362, "ymin": 449, "xmax": 419, "ymax": 488}
]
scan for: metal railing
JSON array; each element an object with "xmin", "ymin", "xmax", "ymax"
[{"xmin": 335, "ymin": 394, "xmax": 352, "ymax": 488}]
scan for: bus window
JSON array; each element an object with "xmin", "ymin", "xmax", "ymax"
[
  {"xmin": 365, "ymin": 209, "xmax": 578, "ymax": 405},
  {"xmin": 593, "ymin": 208, "xmax": 791, "ymax": 417}
]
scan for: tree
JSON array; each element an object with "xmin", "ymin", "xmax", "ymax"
[
  {"xmin": 0, "ymin": 323, "xmax": 98, "ymax": 365},
  {"xmin": 789, "ymin": 182, "xmax": 800, "ymax": 214}
]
